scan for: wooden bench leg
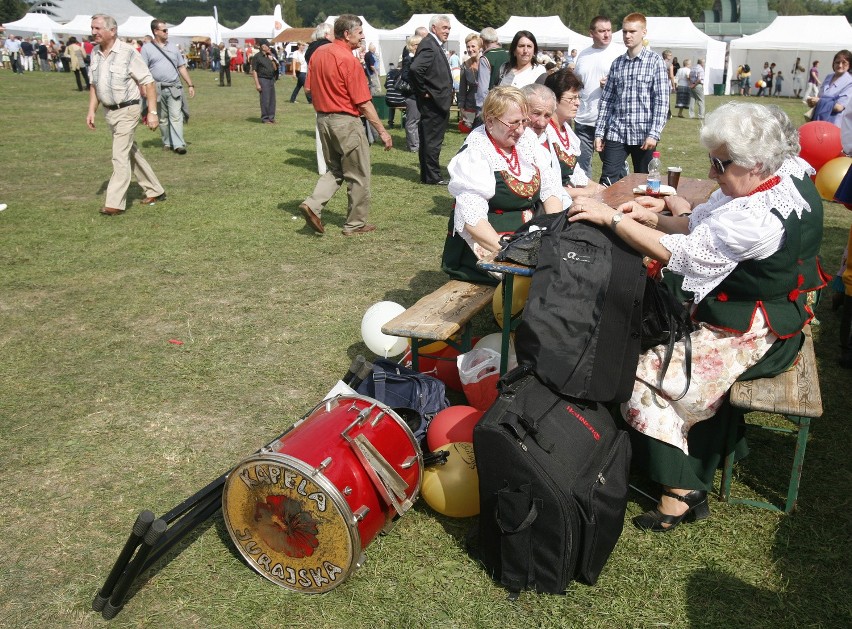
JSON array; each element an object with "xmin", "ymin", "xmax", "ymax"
[{"xmin": 785, "ymin": 416, "xmax": 810, "ymax": 514}]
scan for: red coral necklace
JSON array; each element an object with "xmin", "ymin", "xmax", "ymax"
[
  {"xmin": 486, "ymin": 130, "xmax": 521, "ymax": 176},
  {"xmin": 550, "ymin": 119, "xmax": 571, "ymax": 149},
  {"xmin": 748, "ymin": 175, "xmax": 781, "ymax": 196}
]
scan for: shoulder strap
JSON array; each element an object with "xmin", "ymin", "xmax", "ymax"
[{"xmin": 151, "ymin": 43, "xmax": 180, "ymax": 76}]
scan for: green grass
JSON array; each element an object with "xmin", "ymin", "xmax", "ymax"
[{"xmin": 1, "ymin": 70, "xmax": 850, "ymax": 628}]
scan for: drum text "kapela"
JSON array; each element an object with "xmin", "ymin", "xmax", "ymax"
[{"xmin": 239, "ymin": 464, "xmax": 327, "ymax": 511}]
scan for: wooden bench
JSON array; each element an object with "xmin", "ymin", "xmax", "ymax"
[
  {"xmin": 381, "ymin": 280, "xmax": 496, "ymax": 371},
  {"xmin": 720, "ymin": 326, "xmax": 823, "ymax": 513}
]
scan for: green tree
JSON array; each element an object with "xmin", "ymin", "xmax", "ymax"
[{"xmin": 1, "ymin": 0, "xmax": 26, "ymax": 23}]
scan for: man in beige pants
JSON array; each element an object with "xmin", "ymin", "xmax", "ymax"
[{"xmin": 86, "ymin": 13, "xmax": 165, "ymax": 216}]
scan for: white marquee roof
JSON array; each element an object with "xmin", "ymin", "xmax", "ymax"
[{"xmin": 230, "ymin": 15, "xmax": 290, "ymax": 39}]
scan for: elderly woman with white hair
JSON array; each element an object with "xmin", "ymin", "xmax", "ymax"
[{"xmin": 568, "ymin": 102, "xmax": 828, "ymax": 531}]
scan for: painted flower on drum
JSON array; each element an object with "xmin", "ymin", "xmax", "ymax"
[{"xmin": 254, "ymin": 494, "xmax": 320, "ymax": 558}]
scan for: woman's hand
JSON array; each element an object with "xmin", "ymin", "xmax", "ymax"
[
  {"xmin": 806, "ymin": 96, "xmax": 819, "ymax": 107},
  {"xmin": 619, "ymin": 201, "xmax": 659, "ymax": 228},
  {"xmin": 625, "ymin": 196, "xmax": 666, "ymax": 212},
  {"xmin": 568, "ymin": 198, "xmax": 618, "ymax": 227}
]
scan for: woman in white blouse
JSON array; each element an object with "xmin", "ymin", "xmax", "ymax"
[
  {"xmin": 542, "ymin": 68, "xmax": 605, "ymax": 198},
  {"xmin": 568, "ymin": 102, "xmax": 827, "ymax": 532},
  {"xmin": 441, "ymin": 86, "xmax": 563, "ymax": 284},
  {"xmin": 498, "ymin": 31, "xmax": 546, "ymax": 89}
]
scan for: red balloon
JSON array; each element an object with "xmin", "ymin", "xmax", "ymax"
[
  {"xmin": 427, "ymin": 405, "xmax": 483, "ymax": 451},
  {"xmin": 798, "ymin": 121, "xmax": 842, "ymax": 171}
]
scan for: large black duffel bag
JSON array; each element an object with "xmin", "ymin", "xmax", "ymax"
[{"xmin": 470, "ymin": 368, "xmax": 631, "ymax": 596}]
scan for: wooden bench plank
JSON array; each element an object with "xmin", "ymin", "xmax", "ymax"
[
  {"xmin": 381, "ymin": 280, "xmax": 495, "ymax": 342},
  {"xmin": 729, "ymin": 327, "xmax": 822, "ymax": 418}
]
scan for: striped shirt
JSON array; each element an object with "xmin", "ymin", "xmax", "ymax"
[
  {"xmin": 595, "ymin": 47, "xmax": 670, "ymax": 145},
  {"xmin": 90, "ymin": 39, "xmax": 153, "ymax": 107}
]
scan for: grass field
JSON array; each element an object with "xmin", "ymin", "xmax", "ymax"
[{"xmin": 1, "ymin": 70, "xmax": 850, "ymax": 629}]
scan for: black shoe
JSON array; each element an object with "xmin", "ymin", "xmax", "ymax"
[{"xmin": 633, "ymin": 489, "xmax": 710, "ymax": 532}]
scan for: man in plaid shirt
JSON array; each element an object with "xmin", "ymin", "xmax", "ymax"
[{"xmin": 594, "ymin": 13, "xmax": 669, "ymax": 185}]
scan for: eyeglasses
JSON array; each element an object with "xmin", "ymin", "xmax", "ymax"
[
  {"xmin": 709, "ymin": 154, "xmax": 734, "ymax": 174},
  {"xmin": 561, "ymin": 95, "xmax": 580, "ymax": 104},
  {"xmin": 495, "ymin": 117, "xmax": 529, "ymax": 131}
]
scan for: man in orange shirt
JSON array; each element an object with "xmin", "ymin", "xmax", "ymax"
[{"xmin": 298, "ymin": 15, "xmax": 392, "ymax": 236}]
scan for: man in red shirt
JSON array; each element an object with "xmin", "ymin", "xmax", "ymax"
[{"xmin": 299, "ymin": 15, "xmax": 392, "ymax": 236}]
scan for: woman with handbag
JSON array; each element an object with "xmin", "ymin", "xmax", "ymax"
[
  {"xmin": 66, "ymin": 37, "xmax": 89, "ymax": 91},
  {"xmin": 441, "ymin": 86, "xmax": 563, "ymax": 284},
  {"xmin": 567, "ymin": 102, "xmax": 828, "ymax": 531},
  {"xmin": 457, "ymin": 33, "xmax": 482, "ymax": 132},
  {"xmin": 289, "ymin": 42, "xmax": 309, "ymax": 103}
]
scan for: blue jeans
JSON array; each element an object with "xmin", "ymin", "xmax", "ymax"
[
  {"xmin": 574, "ymin": 123, "xmax": 596, "ymax": 180},
  {"xmin": 600, "ymin": 141, "xmax": 652, "ymax": 185}
]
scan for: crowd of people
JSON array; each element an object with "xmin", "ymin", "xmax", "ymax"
[{"xmin": 8, "ymin": 12, "xmax": 845, "ymax": 532}]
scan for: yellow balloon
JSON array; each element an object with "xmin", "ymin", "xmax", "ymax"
[
  {"xmin": 815, "ymin": 156, "xmax": 852, "ymax": 201},
  {"xmin": 492, "ymin": 276, "xmax": 531, "ymax": 329},
  {"xmin": 420, "ymin": 442, "xmax": 479, "ymax": 517}
]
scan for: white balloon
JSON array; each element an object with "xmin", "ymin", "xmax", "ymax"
[
  {"xmin": 473, "ymin": 333, "xmax": 518, "ymax": 370},
  {"xmin": 361, "ymin": 301, "xmax": 408, "ymax": 358}
]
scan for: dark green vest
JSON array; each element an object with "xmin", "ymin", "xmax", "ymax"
[
  {"xmin": 442, "ymin": 169, "xmax": 542, "ymax": 284},
  {"xmin": 695, "ymin": 177, "xmax": 826, "ymax": 338},
  {"xmin": 484, "ymin": 48, "xmax": 509, "ymax": 89}
]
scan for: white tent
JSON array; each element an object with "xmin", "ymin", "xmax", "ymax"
[
  {"xmin": 645, "ymin": 17, "xmax": 727, "ymax": 95},
  {"xmin": 727, "ymin": 16, "xmax": 852, "ymax": 96},
  {"xmin": 117, "ymin": 16, "xmax": 157, "ymax": 38},
  {"xmin": 3, "ymin": 12, "xmax": 63, "ymax": 40},
  {"xmin": 380, "ymin": 14, "xmax": 476, "ymax": 76},
  {"xmin": 495, "ymin": 16, "xmax": 590, "ymax": 51},
  {"xmin": 230, "ymin": 15, "xmax": 290, "ymax": 40},
  {"xmin": 325, "ymin": 15, "xmax": 387, "ymax": 73},
  {"xmin": 55, "ymin": 14, "xmax": 91, "ymax": 37},
  {"xmin": 167, "ymin": 16, "xmax": 234, "ymax": 44}
]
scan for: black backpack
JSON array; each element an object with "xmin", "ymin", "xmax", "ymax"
[
  {"xmin": 470, "ymin": 368, "xmax": 631, "ymax": 596},
  {"xmin": 355, "ymin": 359, "xmax": 449, "ymax": 443},
  {"xmin": 514, "ymin": 213, "xmax": 645, "ymax": 403}
]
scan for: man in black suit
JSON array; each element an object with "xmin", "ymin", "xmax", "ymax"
[{"xmin": 410, "ymin": 15, "xmax": 453, "ymax": 185}]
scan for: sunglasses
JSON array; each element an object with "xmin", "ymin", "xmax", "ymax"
[
  {"xmin": 709, "ymin": 154, "xmax": 734, "ymax": 174},
  {"xmin": 157, "ymin": 28, "xmax": 168, "ymax": 32},
  {"xmin": 495, "ymin": 117, "xmax": 529, "ymax": 131}
]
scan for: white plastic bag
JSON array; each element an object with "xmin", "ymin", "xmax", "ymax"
[{"xmin": 457, "ymin": 348, "xmax": 501, "ymax": 411}]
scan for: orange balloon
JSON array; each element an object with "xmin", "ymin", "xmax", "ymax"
[
  {"xmin": 815, "ymin": 157, "xmax": 852, "ymax": 201},
  {"xmin": 420, "ymin": 442, "xmax": 479, "ymax": 517}
]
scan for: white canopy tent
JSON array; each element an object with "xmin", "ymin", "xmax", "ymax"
[
  {"xmin": 3, "ymin": 13, "xmax": 63, "ymax": 40},
  {"xmin": 727, "ymin": 16, "xmax": 852, "ymax": 96},
  {"xmin": 55, "ymin": 14, "xmax": 92, "ymax": 37},
  {"xmin": 230, "ymin": 15, "xmax": 290, "ymax": 40},
  {"xmin": 167, "ymin": 16, "xmax": 234, "ymax": 45},
  {"xmin": 380, "ymin": 14, "xmax": 476, "ymax": 75},
  {"xmin": 325, "ymin": 15, "xmax": 388, "ymax": 73},
  {"xmin": 117, "ymin": 16, "xmax": 158, "ymax": 39},
  {"xmin": 495, "ymin": 16, "xmax": 591, "ymax": 51},
  {"xmin": 645, "ymin": 17, "xmax": 727, "ymax": 95}
]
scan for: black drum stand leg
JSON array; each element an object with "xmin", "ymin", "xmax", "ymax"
[
  {"xmin": 101, "ymin": 518, "xmax": 167, "ymax": 620},
  {"xmin": 91, "ymin": 510, "xmax": 155, "ymax": 612}
]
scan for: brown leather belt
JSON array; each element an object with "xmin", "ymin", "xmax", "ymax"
[{"xmin": 105, "ymin": 99, "xmax": 140, "ymax": 111}]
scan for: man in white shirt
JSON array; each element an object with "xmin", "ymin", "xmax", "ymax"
[{"xmin": 572, "ymin": 16, "xmax": 622, "ymax": 179}]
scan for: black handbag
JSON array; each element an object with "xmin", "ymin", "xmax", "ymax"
[
  {"xmin": 640, "ymin": 274, "xmax": 696, "ymax": 400},
  {"xmin": 395, "ymin": 75, "xmax": 413, "ymax": 97}
]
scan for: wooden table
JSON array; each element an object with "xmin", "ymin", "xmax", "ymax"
[
  {"xmin": 594, "ymin": 173, "xmax": 718, "ymax": 208},
  {"xmin": 477, "ymin": 174, "xmax": 717, "ymax": 374}
]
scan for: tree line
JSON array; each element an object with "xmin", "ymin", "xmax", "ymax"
[{"xmin": 2, "ymin": 0, "xmax": 851, "ymax": 36}]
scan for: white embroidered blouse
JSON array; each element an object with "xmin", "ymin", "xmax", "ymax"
[
  {"xmin": 659, "ymin": 156, "xmax": 816, "ymax": 303},
  {"xmin": 448, "ymin": 126, "xmax": 563, "ymax": 249},
  {"xmin": 543, "ymin": 120, "xmax": 590, "ymax": 188}
]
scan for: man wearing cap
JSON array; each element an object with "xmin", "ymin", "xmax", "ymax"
[
  {"xmin": 86, "ymin": 13, "xmax": 165, "ymax": 216},
  {"xmin": 141, "ymin": 19, "xmax": 195, "ymax": 154},
  {"xmin": 298, "ymin": 15, "xmax": 391, "ymax": 236}
]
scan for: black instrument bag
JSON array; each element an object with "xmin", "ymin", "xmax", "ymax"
[{"xmin": 470, "ymin": 368, "xmax": 631, "ymax": 596}]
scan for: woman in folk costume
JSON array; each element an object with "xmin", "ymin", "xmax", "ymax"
[
  {"xmin": 542, "ymin": 68, "xmax": 605, "ymax": 198},
  {"xmin": 568, "ymin": 102, "xmax": 828, "ymax": 531},
  {"xmin": 441, "ymin": 86, "xmax": 564, "ymax": 284}
]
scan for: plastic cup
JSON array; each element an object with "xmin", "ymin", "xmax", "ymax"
[{"xmin": 667, "ymin": 167, "xmax": 682, "ymax": 189}]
